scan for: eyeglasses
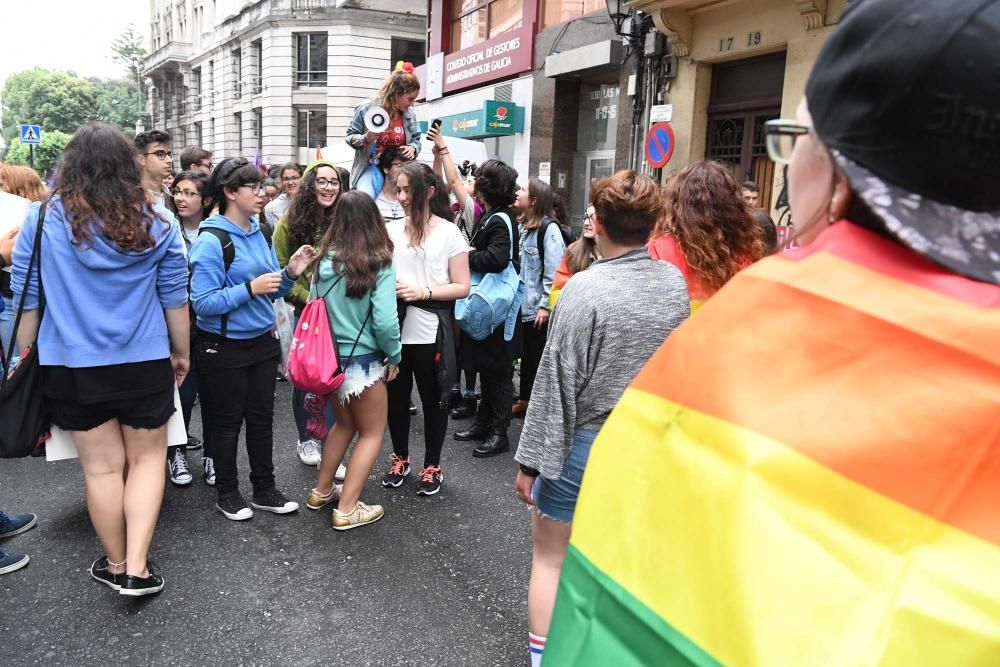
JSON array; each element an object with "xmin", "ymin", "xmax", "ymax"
[
  {"xmin": 172, "ymin": 189, "xmax": 202, "ymax": 200},
  {"xmin": 144, "ymin": 150, "xmax": 173, "ymax": 160},
  {"xmin": 197, "ymin": 161, "xmax": 213, "ymax": 169},
  {"xmin": 314, "ymin": 178, "xmax": 340, "ymax": 190},
  {"xmin": 281, "ymin": 175, "xmax": 301, "ymax": 183},
  {"xmin": 763, "ymin": 119, "xmax": 811, "ymax": 165},
  {"xmin": 240, "ymin": 183, "xmax": 266, "ymax": 195}
]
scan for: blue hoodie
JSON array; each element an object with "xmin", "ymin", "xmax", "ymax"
[
  {"xmin": 10, "ymin": 196, "xmax": 188, "ymax": 367},
  {"xmin": 189, "ymin": 213, "xmax": 295, "ymax": 339}
]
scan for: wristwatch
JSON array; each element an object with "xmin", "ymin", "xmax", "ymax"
[{"xmin": 519, "ymin": 464, "xmax": 540, "ymax": 478}]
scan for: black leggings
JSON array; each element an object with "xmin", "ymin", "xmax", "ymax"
[
  {"xmin": 196, "ymin": 331, "xmax": 279, "ymax": 497},
  {"xmin": 519, "ymin": 321, "xmax": 547, "ymax": 403},
  {"xmin": 387, "ymin": 343, "xmax": 448, "ymax": 468}
]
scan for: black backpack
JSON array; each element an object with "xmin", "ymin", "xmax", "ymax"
[
  {"xmin": 195, "ymin": 224, "xmax": 275, "ymax": 336},
  {"xmin": 535, "ymin": 216, "xmax": 575, "ymax": 278}
]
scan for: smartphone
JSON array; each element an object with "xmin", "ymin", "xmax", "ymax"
[{"xmin": 431, "ymin": 118, "xmax": 442, "ymax": 129}]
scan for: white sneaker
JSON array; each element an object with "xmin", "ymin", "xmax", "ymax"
[
  {"xmin": 168, "ymin": 448, "xmax": 193, "ymax": 486},
  {"xmin": 335, "ymin": 463, "xmax": 347, "ymax": 481},
  {"xmin": 203, "ymin": 457, "xmax": 216, "ymax": 486},
  {"xmin": 297, "ymin": 439, "xmax": 322, "ymax": 466}
]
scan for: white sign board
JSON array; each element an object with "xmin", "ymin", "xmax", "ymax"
[
  {"xmin": 650, "ymin": 104, "xmax": 673, "ymax": 123},
  {"xmin": 538, "ymin": 161, "xmax": 551, "ymax": 184}
]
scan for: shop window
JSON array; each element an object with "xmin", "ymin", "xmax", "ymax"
[
  {"xmin": 541, "ymin": 0, "xmax": 605, "ymax": 30},
  {"xmin": 295, "ymin": 33, "xmax": 328, "ymax": 87},
  {"xmin": 450, "ymin": 0, "xmax": 523, "ymax": 52},
  {"xmin": 296, "ymin": 108, "xmax": 327, "ymax": 148}
]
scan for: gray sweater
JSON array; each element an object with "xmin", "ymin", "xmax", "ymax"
[{"xmin": 515, "ymin": 248, "xmax": 690, "ymax": 479}]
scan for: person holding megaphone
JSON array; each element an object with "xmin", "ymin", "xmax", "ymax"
[{"xmin": 346, "ymin": 61, "xmax": 422, "ymax": 199}]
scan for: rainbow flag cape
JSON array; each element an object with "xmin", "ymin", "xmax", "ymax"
[{"xmin": 545, "ymin": 222, "xmax": 1000, "ymax": 666}]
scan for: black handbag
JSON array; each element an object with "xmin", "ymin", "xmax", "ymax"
[{"xmin": 0, "ymin": 200, "xmax": 51, "ymax": 458}]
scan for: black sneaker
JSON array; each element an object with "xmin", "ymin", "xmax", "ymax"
[
  {"xmin": 416, "ymin": 466, "xmax": 443, "ymax": 496},
  {"xmin": 90, "ymin": 556, "xmax": 123, "ymax": 590},
  {"xmin": 217, "ymin": 493, "xmax": 254, "ymax": 521},
  {"xmin": 381, "ymin": 453, "xmax": 410, "ymax": 488},
  {"xmin": 251, "ymin": 489, "xmax": 300, "ymax": 514},
  {"xmin": 120, "ymin": 562, "xmax": 164, "ymax": 597},
  {"xmin": 185, "ymin": 435, "xmax": 203, "ymax": 451}
]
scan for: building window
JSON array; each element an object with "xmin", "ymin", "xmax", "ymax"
[
  {"xmin": 253, "ymin": 108, "xmax": 263, "ymax": 151},
  {"xmin": 295, "ymin": 33, "xmax": 328, "ymax": 87},
  {"xmin": 234, "ymin": 112, "xmax": 243, "ymax": 155},
  {"xmin": 191, "ymin": 67, "xmax": 201, "ymax": 110},
  {"xmin": 194, "ymin": 121, "xmax": 203, "ymax": 147},
  {"xmin": 207, "ymin": 59, "xmax": 214, "ymax": 105},
  {"xmin": 232, "ymin": 48, "xmax": 242, "ymax": 99},
  {"xmin": 541, "ymin": 0, "xmax": 605, "ymax": 29},
  {"xmin": 252, "ymin": 40, "xmax": 263, "ymax": 94},
  {"xmin": 450, "ymin": 0, "xmax": 523, "ymax": 52},
  {"xmin": 391, "ymin": 38, "xmax": 426, "ymax": 69},
  {"xmin": 296, "ymin": 108, "xmax": 327, "ymax": 148}
]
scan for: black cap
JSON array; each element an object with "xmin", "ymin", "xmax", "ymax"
[{"xmin": 806, "ymin": 0, "xmax": 1000, "ymax": 284}]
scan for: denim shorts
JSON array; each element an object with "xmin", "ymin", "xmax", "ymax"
[
  {"xmin": 531, "ymin": 428, "xmax": 599, "ymax": 523},
  {"xmin": 335, "ymin": 351, "xmax": 386, "ymax": 404}
]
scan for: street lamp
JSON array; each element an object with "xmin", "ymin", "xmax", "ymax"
[{"xmin": 605, "ymin": 0, "xmax": 633, "ymax": 39}]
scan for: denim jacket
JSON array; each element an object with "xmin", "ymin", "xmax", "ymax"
[
  {"xmin": 345, "ymin": 100, "xmax": 422, "ymax": 189},
  {"xmin": 520, "ymin": 220, "xmax": 566, "ymax": 322}
]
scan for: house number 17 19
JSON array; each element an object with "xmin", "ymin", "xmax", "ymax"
[{"xmin": 719, "ymin": 32, "xmax": 763, "ymax": 51}]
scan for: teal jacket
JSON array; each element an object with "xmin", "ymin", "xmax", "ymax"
[{"xmin": 314, "ymin": 253, "xmax": 402, "ymax": 365}]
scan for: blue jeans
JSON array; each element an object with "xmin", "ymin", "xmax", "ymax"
[
  {"xmin": 531, "ymin": 428, "xmax": 600, "ymax": 523},
  {"xmin": 0, "ymin": 302, "xmax": 18, "ymax": 367}
]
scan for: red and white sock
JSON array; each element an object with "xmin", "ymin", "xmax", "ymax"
[{"xmin": 529, "ymin": 632, "xmax": 546, "ymax": 667}]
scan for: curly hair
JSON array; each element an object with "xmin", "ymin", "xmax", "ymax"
[
  {"xmin": 376, "ymin": 69, "xmax": 420, "ymax": 119},
  {"xmin": 58, "ymin": 122, "xmax": 161, "ymax": 251},
  {"xmin": 590, "ymin": 170, "xmax": 663, "ymax": 246},
  {"xmin": 313, "ymin": 191, "xmax": 393, "ymax": 298},
  {"xmin": 0, "ymin": 164, "xmax": 48, "ymax": 202},
  {"xmin": 474, "ymin": 159, "xmax": 518, "ymax": 210},
  {"xmin": 285, "ymin": 167, "xmax": 338, "ymax": 251},
  {"xmin": 657, "ymin": 161, "xmax": 766, "ymax": 291}
]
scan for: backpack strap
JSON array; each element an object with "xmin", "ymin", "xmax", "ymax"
[
  {"xmin": 490, "ymin": 211, "xmax": 515, "ymax": 263},
  {"xmin": 199, "ymin": 227, "xmax": 235, "ymax": 337},
  {"xmin": 535, "ymin": 217, "xmax": 558, "ymax": 280}
]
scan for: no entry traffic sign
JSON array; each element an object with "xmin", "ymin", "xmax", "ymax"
[{"xmin": 644, "ymin": 121, "xmax": 675, "ymax": 169}]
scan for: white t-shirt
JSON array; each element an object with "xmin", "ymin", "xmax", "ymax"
[{"xmin": 387, "ymin": 218, "xmax": 469, "ymax": 344}]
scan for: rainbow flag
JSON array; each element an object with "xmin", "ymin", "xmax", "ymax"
[{"xmin": 545, "ymin": 222, "xmax": 1000, "ymax": 666}]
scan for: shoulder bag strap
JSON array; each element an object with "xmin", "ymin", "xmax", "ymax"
[{"xmin": 2, "ymin": 199, "xmax": 48, "ymax": 379}]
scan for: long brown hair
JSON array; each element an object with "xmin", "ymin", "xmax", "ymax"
[
  {"xmin": 519, "ymin": 178, "xmax": 553, "ymax": 230},
  {"xmin": 286, "ymin": 167, "xmax": 338, "ymax": 251},
  {"xmin": 565, "ymin": 237, "xmax": 598, "ymax": 274},
  {"xmin": 399, "ymin": 161, "xmax": 434, "ymax": 248},
  {"xmin": 0, "ymin": 165, "xmax": 48, "ymax": 202},
  {"xmin": 375, "ymin": 68, "xmax": 420, "ymax": 120},
  {"xmin": 58, "ymin": 121, "xmax": 160, "ymax": 251},
  {"xmin": 313, "ymin": 191, "xmax": 393, "ymax": 298},
  {"xmin": 657, "ymin": 161, "xmax": 766, "ymax": 291}
]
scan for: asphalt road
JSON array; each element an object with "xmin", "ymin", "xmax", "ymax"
[{"xmin": 0, "ymin": 384, "xmax": 531, "ymax": 666}]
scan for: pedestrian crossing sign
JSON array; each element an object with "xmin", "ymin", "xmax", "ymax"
[{"xmin": 19, "ymin": 124, "xmax": 41, "ymax": 145}]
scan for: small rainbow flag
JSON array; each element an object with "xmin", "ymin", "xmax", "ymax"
[{"xmin": 545, "ymin": 221, "xmax": 1000, "ymax": 665}]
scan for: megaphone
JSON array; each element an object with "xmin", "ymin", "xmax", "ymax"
[{"xmin": 364, "ymin": 106, "xmax": 390, "ymax": 133}]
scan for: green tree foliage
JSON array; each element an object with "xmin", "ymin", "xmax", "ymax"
[
  {"xmin": 4, "ymin": 130, "xmax": 72, "ymax": 178},
  {"xmin": 1, "ymin": 68, "xmax": 97, "ymax": 148},
  {"xmin": 92, "ymin": 79, "xmax": 142, "ymax": 134},
  {"xmin": 112, "ymin": 25, "xmax": 147, "ymax": 88}
]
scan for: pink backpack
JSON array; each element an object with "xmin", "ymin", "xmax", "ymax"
[{"xmin": 287, "ymin": 276, "xmax": 372, "ymax": 396}]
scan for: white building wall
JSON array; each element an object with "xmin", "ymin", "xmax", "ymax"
[{"xmin": 145, "ymin": 0, "xmax": 425, "ymax": 167}]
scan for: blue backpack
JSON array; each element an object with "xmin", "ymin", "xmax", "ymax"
[{"xmin": 455, "ymin": 211, "xmax": 524, "ymax": 341}]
